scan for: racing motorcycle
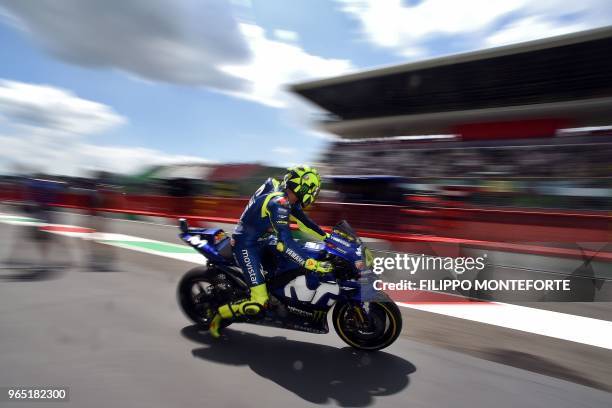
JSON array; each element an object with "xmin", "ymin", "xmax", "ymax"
[{"xmin": 176, "ymin": 219, "xmax": 402, "ymax": 351}]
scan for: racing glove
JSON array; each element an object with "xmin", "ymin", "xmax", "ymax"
[{"xmin": 305, "ymin": 258, "xmax": 333, "ymax": 274}]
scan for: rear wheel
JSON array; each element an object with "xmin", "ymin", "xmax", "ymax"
[
  {"xmin": 176, "ymin": 266, "xmax": 236, "ymax": 329},
  {"xmin": 333, "ymin": 298, "xmax": 402, "ymax": 351}
]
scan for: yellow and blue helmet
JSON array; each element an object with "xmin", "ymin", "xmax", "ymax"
[{"xmin": 282, "ymin": 165, "xmax": 321, "ymax": 208}]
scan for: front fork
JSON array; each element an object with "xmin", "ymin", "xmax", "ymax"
[
  {"xmin": 347, "ymin": 302, "xmax": 374, "ymax": 331},
  {"xmin": 353, "ymin": 303, "xmax": 368, "ymax": 323}
]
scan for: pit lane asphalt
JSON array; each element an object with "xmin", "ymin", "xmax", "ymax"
[{"xmin": 0, "ymin": 212, "xmax": 610, "ymax": 407}]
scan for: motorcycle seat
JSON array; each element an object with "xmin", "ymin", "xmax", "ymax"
[{"xmin": 216, "ymin": 237, "xmax": 233, "ymax": 260}]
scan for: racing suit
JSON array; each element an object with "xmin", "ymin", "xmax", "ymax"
[{"xmin": 218, "ymin": 178, "xmax": 328, "ymax": 320}]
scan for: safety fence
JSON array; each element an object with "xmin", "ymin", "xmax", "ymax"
[{"xmin": 2, "ymin": 186, "xmax": 610, "ymax": 243}]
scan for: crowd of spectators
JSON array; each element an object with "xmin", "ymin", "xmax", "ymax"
[
  {"xmin": 321, "ymin": 132, "xmax": 612, "ymax": 210},
  {"xmin": 324, "ymin": 138, "xmax": 612, "ymax": 180}
]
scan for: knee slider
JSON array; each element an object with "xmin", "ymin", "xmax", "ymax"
[{"xmin": 241, "ymin": 302, "xmax": 263, "ymax": 316}]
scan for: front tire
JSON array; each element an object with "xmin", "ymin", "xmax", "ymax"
[{"xmin": 333, "ymin": 298, "xmax": 402, "ymax": 351}]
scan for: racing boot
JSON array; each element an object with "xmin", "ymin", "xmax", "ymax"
[
  {"xmin": 208, "ymin": 313, "xmax": 224, "ymax": 339},
  {"xmin": 209, "ymin": 283, "xmax": 269, "ymax": 338}
]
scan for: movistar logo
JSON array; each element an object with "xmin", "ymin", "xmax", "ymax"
[{"xmin": 241, "ymin": 249, "xmax": 258, "ymax": 284}]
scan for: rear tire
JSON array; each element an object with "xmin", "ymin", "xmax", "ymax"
[
  {"xmin": 333, "ymin": 298, "xmax": 402, "ymax": 351},
  {"xmin": 176, "ymin": 266, "xmax": 232, "ymax": 329}
]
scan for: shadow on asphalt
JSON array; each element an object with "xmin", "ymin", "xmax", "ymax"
[
  {"xmin": 481, "ymin": 348, "xmax": 610, "ymax": 392},
  {"xmin": 181, "ymin": 325, "xmax": 416, "ymax": 407},
  {"xmin": 0, "ymin": 264, "xmax": 67, "ymax": 281}
]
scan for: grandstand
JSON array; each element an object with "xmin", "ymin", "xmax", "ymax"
[{"xmin": 291, "ymin": 26, "xmax": 612, "ymax": 209}]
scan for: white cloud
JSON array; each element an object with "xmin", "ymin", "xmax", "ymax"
[
  {"xmin": 221, "ymin": 23, "xmax": 354, "ymax": 108},
  {"xmin": 0, "ymin": 79, "xmax": 125, "ymax": 134},
  {"xmin": 0, "ymin": 0, "xmax": 251, "ymax": 90},
  {"xmin": 338, "ymin": 0, "xmax": 526, "ymax": 53},
  {"xmin": 0, "ymin": 1, "xmax": 354, "ymax": 110},
  {"xmin": 306, "ymin": 130, "xmax": 339, "ymax": 141},
  {"xmin": 485, "ymin": 15, "xmax": 589, "ymax": 47},
  {"xmin": 0, "ymin": 133, "xmax": 210, "ymax": 175},
  {"xmin": 70, "ymin": 144, "xmax": 211, "ymax": 174},
  {"xmin": 0, "ymin": 79, "xmax": 208, "ymax": 175},
  {"xmin": 273, "ymin": 29, "xmax": 299, "ymax": 43},
  {"xmin": 337, "ymin": 0, "xmax": 612, "ymax": 57}
]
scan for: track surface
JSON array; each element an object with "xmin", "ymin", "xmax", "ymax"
[{"xmin": 0, "ymin": 210, "xmax": 611, "ymax": 407}]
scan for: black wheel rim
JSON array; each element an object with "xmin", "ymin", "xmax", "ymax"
[
  {"xmin": 337, "ymin": 303, "xmax": 398, "ymax": 349},
  {"xmin": 183, "ymin": 279, "xmax": 216, "ymax": 325}
]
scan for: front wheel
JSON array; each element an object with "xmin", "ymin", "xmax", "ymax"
[{"xmin": 333, "ymin": 299, "xmax": 402, "ymax": 351}]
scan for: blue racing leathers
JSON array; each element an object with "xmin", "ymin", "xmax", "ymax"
[{"xmin": 232, "ymin": 178, "xmax": 326, "ymax": 287}]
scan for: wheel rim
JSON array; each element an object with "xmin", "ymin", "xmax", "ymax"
[
  {"xmin": 337, "ymin": 303, "xmax": 398, "ymax": 349},
  {"xmin": 183, "ymin": 279, "xmax": 216, "ymax": 325}
]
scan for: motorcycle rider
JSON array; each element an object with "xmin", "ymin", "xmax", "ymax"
[{"xmin": 209, "ymin": 165, "xmax": 332, "ymax": 337}]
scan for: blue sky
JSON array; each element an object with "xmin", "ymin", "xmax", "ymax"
[{"xmin": 0, "ymin": 0, "xmax": 610, "ymax": 175}]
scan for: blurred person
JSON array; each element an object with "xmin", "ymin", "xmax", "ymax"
[
  {"xmin": 209, "ymin": 165, "xmax": 333, "ymax": 338},
  {"xmin": 4, "ymin": 176, "xmax": 68, "ymax": 280},
  {"xmin": 24, "ymin": 176, "xmax": 64, "ymax": 259},
  {"xmin": 84, "ymin": 172, "xmax": 116, "ymax": 271},
  {"xmin": 25, "ymin": 175, "xmax": 61, "ymax": 223}
]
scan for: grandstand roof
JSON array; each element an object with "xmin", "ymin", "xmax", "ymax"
[{"xmin": 291, "ymin": 26, "xmax": 612, "ymax": 139}]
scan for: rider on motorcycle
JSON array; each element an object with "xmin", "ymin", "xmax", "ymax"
[{"xmin": 209, "ymin": 165, "xmax": 332, "ymax": 337}]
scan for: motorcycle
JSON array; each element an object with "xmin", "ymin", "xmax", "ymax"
[{"xmin": 176, "ymin": 219, "xmax": 402, "ymax": 351}]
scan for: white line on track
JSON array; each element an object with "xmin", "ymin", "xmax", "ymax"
[{"xmin": 397, "ymin": 302, "xmax": 612, "ymax": 350}]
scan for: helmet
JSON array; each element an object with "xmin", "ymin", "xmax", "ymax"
[{"xmin": 282, "ymin": 165, "xmax": 321, "ymax": 208}]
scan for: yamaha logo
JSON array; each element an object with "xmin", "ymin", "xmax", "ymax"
[
  {"xmin": 285, "ymin": 248, "xmax": 305, "ymax": 265},
  {"xmin": 330, "ymin": 235, "xmax": 351, "ymax": 247}
]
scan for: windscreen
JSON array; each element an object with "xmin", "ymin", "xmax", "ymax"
[{"xmin": 332, "ymin": 220, "xmax": 362, "ymax": 245}]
